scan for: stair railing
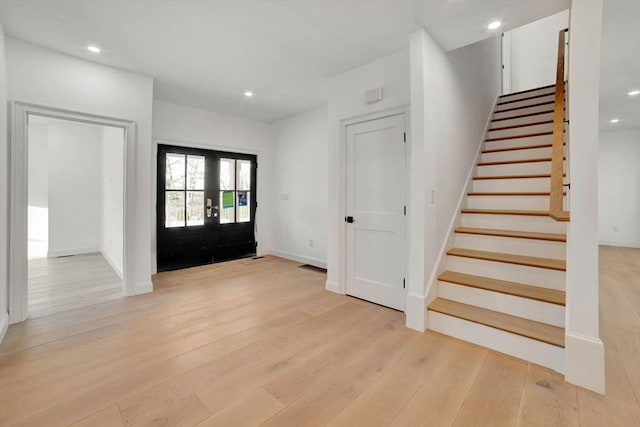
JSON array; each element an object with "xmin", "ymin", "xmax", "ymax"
[{"xmin": 549, "ymin": 29, "xmax": 570, "ymax": 221}]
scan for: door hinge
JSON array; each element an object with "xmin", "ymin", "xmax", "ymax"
[
  {"xmin": 403, "ymin": 132, "xmax": 406, "ymax": 143},
  {"xmin": 403, "ymin": 278, "xmax": 406, "ymax": 289},
  {"xmin": 403, "ymin": 205, "xmax": 406, "ymax": 216}
]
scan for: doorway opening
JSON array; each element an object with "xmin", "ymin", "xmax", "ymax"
[
  {"xmin": 26, "ymin": 116, "xmax": 125, "ymax": 318},
  {"xmin": 157, "ymin": 144, "xmax": 258, "ymax": 272}
]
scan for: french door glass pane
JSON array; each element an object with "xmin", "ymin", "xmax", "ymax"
[
  {"xmin": 187, "ymin": 155, "xmax": 205, "ymax": 190},
  {"xmin": 186, "ymin": 191, "xmax": 204, "ymax": 226},
  {"xmin": 220, "ymin": 158, "xmax": 235, "ymax": 190},
  {"xmin": 166, "ymin": 153, "xmax": 185, "ymax": 190},
  {"xmin": 165, "ymin": 191, "xmax": 185, "ymax": 227},
  {"xmin": 237, "ymin": 191, "xmax": 250, "ymax": 222},
  {"xmin": 220, "ymin": 191, "xmax": 235, "ymax": 224},
  {"xmin": 237, "ymin": 160, "xmax": 251, "ymax": 190}
]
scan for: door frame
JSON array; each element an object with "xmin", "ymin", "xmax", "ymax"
[
  {"xmin": 151, "ymin": 138, "xmax": 265, "ymax": 274},
  {"xmin": 337, "ymin": 106, "xmax": 410, "ymax": 310},
  {"xmin": 8, "ymin": 101, "xmax": 136, "ymax": 324}
]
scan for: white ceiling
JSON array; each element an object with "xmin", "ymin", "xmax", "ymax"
[
  {"xmin": 0, "ymin": 0, "xmax": 569, "ymax": 122},
  {"xmin": 599, "ymin": 0, "xmax": 640, "ymax": 132}
]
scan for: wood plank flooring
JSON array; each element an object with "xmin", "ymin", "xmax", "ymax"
[
  {"xmin": 28, "ymin": 253, "xmax": 123, "ymax": 318},
  {"xmin": 0, "ymin": 249, "xmax": 638, "ymax": 426}
]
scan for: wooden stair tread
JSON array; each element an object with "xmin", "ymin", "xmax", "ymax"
[
  {"xmin": 497, "ymin": 93, "xmax": 555, "ymax": 106},
  {"xmin": 461, "ymin": 208, "xmax": 550, "ymax": 216},
  {"xmin": 454, "ymin": 226, "xmax": 566, "ymax": 242},
  {"xmin": 428, "ymin": 298, "xmax": 565, "ymax": 347},
  {"xmin": 489, "ymin": 120, "xmax": 553, "ymax": 132},
  {"xmin": 550, "ymin": 211, "xmax": 570, "ymax": 222},
  {"xmin": 499, "ymin": 84, "xmax": 555, "ymax": 98},
  {"xmin": 438, "ymin": 271, "xmax": 565, "ymax": 305},
  {"xmin": 478, "ymin": 157, "xmax": 561, "ymax": 166},
  {"xmin": 482, "ymin": 143, "xmax": 552, "ymax": 154},
  {"xmin": 473, "ymin": 173, "xmax": 565, "ymax": 180},
  {"xmin": 495, "ymin": 101, "xmax": 555, "ymax": 114},
  {"xmin": 485, "ymin": 131, "xmax": 553, "ymax": 142},
  {"xmin": 447, "ymin": 248, "xmax": 566, "ymax": 271},
  {"xmin": 467, "ymin": 192, "xmax": 565, "ymax": 197},
  {"xmin": 492, "ymin": 110, "xmax": 555, "ymax": 122}
]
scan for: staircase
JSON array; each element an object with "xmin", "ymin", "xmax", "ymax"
[{"xmin": 427, "ymin": 83, "xmax": 568, "ymax": 372}]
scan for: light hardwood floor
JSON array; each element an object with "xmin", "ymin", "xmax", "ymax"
[
  {"xmin": 28, "ymin": 253, "xmax": 123, "ymax": 318},
  {"xmin": 0, "ymin": 249, "xmax": 638, "ymax": 426}
]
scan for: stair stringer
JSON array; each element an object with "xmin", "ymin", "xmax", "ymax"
[{"xmin": 423, "ymin": 96, "xmax": 499, "ymax": 323}]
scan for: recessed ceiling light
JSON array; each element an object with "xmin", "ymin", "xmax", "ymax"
[
  {"xmin": 244, "ymin": 91, "xmax": 254, "ymax": 98},
  {"xmin": 488, "ymin": 21, "xmax": 501, "ymax": 30},
  {"xmin": 610, "ymin": 118, "xmax": 620, "ymax": 123},
  {"xmin": 87, "ymin": 45, "xmax": 101, "ymax": 53},
  {"xmin": 629, "ymin": 90, "xmax": 640, "ymax": 96}
]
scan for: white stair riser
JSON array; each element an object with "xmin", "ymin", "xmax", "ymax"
[
  {"xmin": 487, "ymin": 122, "xmax": 553, "ymax": 139},
  {"xmin": 453, "ymin": 233, "xmax": 566, "ymax": 259},
  {"xmin": 492, "ymin": 112, "xmax": 555, "ymax": 128},
  {"xmin": 427, "ymin": 311, "xmax": 564, "ymax": 372},
  {"xmin": 493, "ymin": 103, "xmax": 554, "ymax": 120},
  {"xmin": 481, "ymin": 146, "xmax": 551, "ymax": 163},
  {"xmin": 499, "ymin": 89, "xmax": 555, "ymax": 103},
  {"xmin": 438, "ymin": 282, "xmax": 565, "ymax": 327},
  {"xmin": 477, "ymin": 161, "xmax": 550, "ymax": 176},
  {"xmin": 473, "ymin": 177, "xmax": 549, "ymax": 192},
  {"xmin": 495, "ymin": 94, "xmax": 556, "ymax": 112},
  {"xmin": 484, "ymin": 134, "xmax": 554, "ymax": 149},
  {"xmin": 446, "ymin": 256, "xmax": 565, "ymax": 289},
  {"xmin": 461, "ymin": 213, "xmax": 566, "ymax": 234},
  {"xmin": 467, "ymin": 195, "xmax": 567, "ymax": 211}
]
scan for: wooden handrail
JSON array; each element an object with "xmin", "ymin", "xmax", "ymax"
[{"xmin": 549, "ymin": 29, "xmax": 569, "ymax": 222}]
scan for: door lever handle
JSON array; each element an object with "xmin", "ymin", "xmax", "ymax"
[{"xmin": 345, "ymin": 216, "xmax": 355, "ymax": 223}]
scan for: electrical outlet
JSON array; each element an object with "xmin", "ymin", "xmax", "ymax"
[{"xmin": 309, "ymin": 240, "xmax": 314, "ymax": 247}]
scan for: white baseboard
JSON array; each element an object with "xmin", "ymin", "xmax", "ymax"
[
  {"xmin": 100, "ymin": 250, "xmax": 123, "ymax": 280},
  {"xmin": 599, "ymin": 240, "xmax": 640, "ymax": 249},
  {"xmin": 0, "ymin": 311, "xmax": 8, "ymax": 345},
  {"xmin": 325, "ymin": 280, "xmax": 341, "ymax": 294},
  {"xmin": 134, "ymin": 282, "xmax": 153, "ymax": 295},
  {"xmin": 47, "ymin": 247, "xmax": 100, "ymax": 258},
  {"xmin": 268, "ymin": 249, "xmax": 327, "ymax": 269},
  {"xmin": 405, "ymin": 292, "xmax": 427, "ymax": 331},
  {"xmin": 564, "ymin": 332, "xmax": 605, "ymax": 394}
]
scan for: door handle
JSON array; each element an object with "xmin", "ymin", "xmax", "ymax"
[
  {"xmin": 206, "ymin": 198, "xmax": 213, "ymax": 218},
  {"xmin": 345, "ymin": 216, "xmax": 355, "ymax": 223}
]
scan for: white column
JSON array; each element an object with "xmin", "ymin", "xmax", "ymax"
[{"xmin": 565, "ymin": 0, "xmax": 605, "ymax": 394}]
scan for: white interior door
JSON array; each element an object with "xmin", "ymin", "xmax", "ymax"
[{"xmin": 346, "ymin": 114, "xmax": 406, "ymax": 311}]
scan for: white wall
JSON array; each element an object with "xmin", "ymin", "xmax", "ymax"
[
  {"xmin": 152, "ymin": 100, "xmax": 274, "ymax": 256},
  {"xmin": 47, "ymin": 119, "xmax": 103, "ymax": 257},
  {"xmin": 6, "ymin": 37, "xmax": 154, "ymax": 293},
  {"xmin": 504, "ymin": 10, "xmax": 570, "ymax": 93},
  {"xmin": 101, "ymin": 126, "xmax": 125, "ymax": 278},
  {"xmin": 0, "ymin": 22, "xmax": 9, "ymax": 338},
  {"xmin": 326, "ymin": 48, "xmax": 411, "ymax": 291},
  {"xmin": 598, "ymin": 127, "xmax": 640, "ymax": 247},
  {"xmin": 271, "ymin": 106, "xmax": 328, "ymax": 268},
  {"xmin": 410, "ymin": 29, "xmax": 501, "ymax": 330}
]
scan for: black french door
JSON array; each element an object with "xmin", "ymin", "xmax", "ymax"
[{"xmin": 157, "ymin": 144, "xmax": 257, "ymax": 272}]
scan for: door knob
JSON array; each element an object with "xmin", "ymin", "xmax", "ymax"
[{"xmin": 345, "ymin": 216, "xmax": 355, "ymax": 223}]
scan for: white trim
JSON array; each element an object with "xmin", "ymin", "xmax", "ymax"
[
  {"xmin": 335, "ymin": 105, "xmax": 411, "ymax": 295},
  {"xmin": 101, "ymin": 250, "xmax": 124, "ymax": 280},
  {"xmin": 134, "ymin": 282, "xmax": 153, "ymax": 295},
  {"xmin": 0, "ymin": 312, "xmax": 8, "ymax": 344},
  {"xmin": 152, "ymin": 137, "xmax": 266, "ymax": 275},
  {"xmin": 405, "ymin": 292, "xmax": 427, "ymax": 331},
  {"xmin": 598, "ymin": 240, "xmax": 640, "ymax": 249},
  {"xmin": 47, "ymin": 247, "xmax": 100, "ymax": 258},
  {"xmin": 8, "ymin": 101, "xmax": 136, "ymax": 324},
  {"xmin": 268, "ymin": 250, "xmax": 327, "ymax": 269},
  {"xmin": 325, "ymin": 280, "xmax": 341, "ymax": 294},
  {"xmin": 423, "ymin": 97, "xmax": 499, "ymax": 326},
  {"xmin": 564, "ymin": 332, "xmax": 605, "ymax": 394}
]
